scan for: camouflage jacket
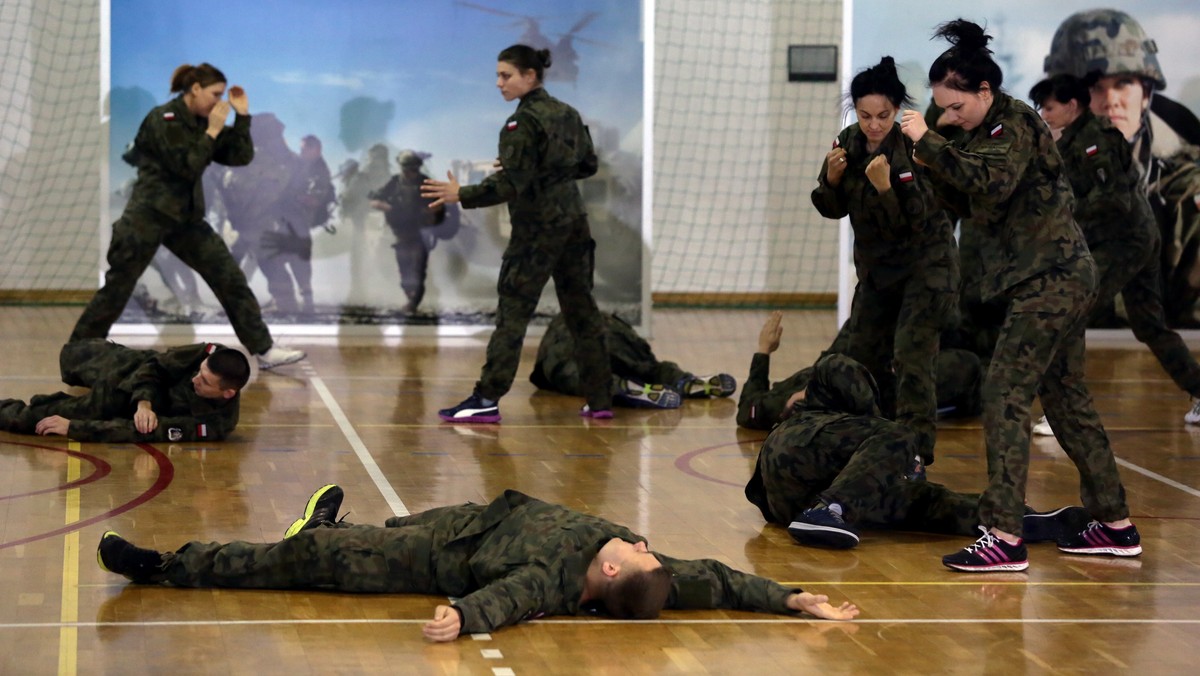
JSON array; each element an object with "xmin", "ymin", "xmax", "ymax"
[
  {"xmin": 1057, "ymin": 111, "xmax": 1155, "ymax": 248},
  {"xmin": 123, "ymin": 95, "xmax": 254, "ymax": 224},
  {"xmin": 64, "ymin": 342, "xmax": 240, "ymax": 443},
  {"xmin": 915, "ymin": 92, "xmax": 1090, "ymax": 301},
  {"xmin": 737, "ymin": 323, "xmax": 852, "ymax": 430},
  {"xmin": 369, "ymin": 172, "xmax": 444, "ymax": 236},
  {"xmin": 812, "ymin": 124, "xmax": 957, "ymax": 290},
  {"xmin": 383, "ymin": 490, "xmax": 801, "ymax": 635},
  {"xmin": 458, "ymin": 88, "xmax": 598, "ymax": 242}
]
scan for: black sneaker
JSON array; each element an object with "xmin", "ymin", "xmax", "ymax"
[
  {"xmin": 1022, "ymin": 506, "xmax": 1092, "ymax": 544},
  {"xmin": 96, "ymin": 531, "xmax": 166, "ymax": 583},
  {"xmin": 942, "ymin": 527, "xmax": 1029, "ymax": 572},
  {"xmin": 438, "ymin": 392, "xmax": 501, "ymax": 423},
  {"xmin": 284, "ymin": 484, "xmax": 345, "ymax": 538},
  {"xmin": 787, "ymin": 506, "xmax": 860, "ymax": 549},
  {"xmin": 1057, "ymin": 521, "xmax": 1142, "ymax": 556}
]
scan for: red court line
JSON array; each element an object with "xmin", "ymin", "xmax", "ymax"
[
  {"xmin": 0, "ymin": 440, "xmax": 112, "ymax": 500},
  {"xmin": 0, "ymin": 442, "xmax": 174, "ymax": 550},
  {"xmin": 674, "ymin": 440, "xmax": 758, "ymax": 487}
]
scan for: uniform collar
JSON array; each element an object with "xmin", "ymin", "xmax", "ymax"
[
  {"xmin": 1057, "ymin": 109, "xmax": 1094, "ymax": 148},
  {"xmin": 519, "ymin": 87, "xmax": 550, "ymax": 107},
  {"xmin": 850, "ymin": 123, "xmax": 901, "ymax": 158},
  {"xmin": 168, "ymin": 95, "xmax": 203, "ymax": 129},
  {"xmin": 561, "ymin": 538, "xmax": 607, "ymax": 615}
]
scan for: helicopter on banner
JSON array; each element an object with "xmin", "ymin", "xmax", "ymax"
[{"xmin": 456, "ymin": 1, "xmax": 602, "ymax": 84}]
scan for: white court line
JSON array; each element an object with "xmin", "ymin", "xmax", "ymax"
[
  {"xmin": 308, "ymin": 374, "xmax": 409, "ymax": 517},
  {"xmin": 0, "ymin": 618, "xmax": 1197, "ymax": 630},
  {"xmin": 1116, "ymin": 457, "xmax": 1200, "ymax": 499}
]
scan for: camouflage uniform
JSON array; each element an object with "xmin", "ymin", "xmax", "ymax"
[
  {"xmin": 1046, "ymin": 8, "xmax": 1200, "ymax": 326},
  {"xmin": 744, "ymin": 354, "xmax": 978, "ymax": 535},
  {"xmin": 0, "ymin": 339, "xmax": 238, "ymax": 442},
  {"xmin": 1058, "ymin": 111, "xmax": 1200, "ymax": 397},
  {"xmin": 70, "ymin": 96, "xmax": 273, "ymax": 354},
  {"xmin": 458, "ymin": 88, "xmax": 612, "ymax": 410},
  {"xmin": 530, "ymin": 313, "xmax": 691, "ymax": 398},
  {"xmin": 915, "ymin": 92, "xmax": 1130, "ymax": 536},
  {"xmin": 811, "ymin": 124, "xmax": 959, "ymax": 463},
  {"xmin": 150, "ymin": 490, "xmax": 805, "ymax": 635},
  {"xmin": 369, "ymin": 154, "xmax": 445, "ymax": 312}
]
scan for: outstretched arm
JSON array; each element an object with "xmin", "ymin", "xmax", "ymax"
[{"xmin": 787, "ymin": 592, "xmax": 859, "ymax": 620}]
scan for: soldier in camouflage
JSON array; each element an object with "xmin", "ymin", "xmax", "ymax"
[
  {"xmin": 1045, "ymin": 9, "xmax": 1200, "ymax": 331},
  {"xmin": 738, "ymin": 313, "xmax": 982, "ymax": 431},
  {"xmin": 96, "ymin": 487, "xmax": 859, "ymax": 641},
  {"xmin": 423, "ymin": 45, "xmax": 613, "ymax": 423},
  {"xmin": 0, "ymin": 339, "xmax": 247, "ymax": 442},
  {"xmin": 68, "ymin": 63, "xmax": 304, "ymax": 370},
  {"xmin": 811, "ymin": 57, "xmax": 959, "ymax": 465},
  {"xmin": 1029, "ymin": 75, "xmax": 1200, "ymax": 434},
  {"xmin": 530, "ymin": 312, "xmax": 736, "ymax": 410},
  {"xmin": 369, "ymin": 150, "xmax": 446, "ymax": 314},
  {"xmin": 901, "ymin": 20, "xmax": 1141, "ymax": 572}
]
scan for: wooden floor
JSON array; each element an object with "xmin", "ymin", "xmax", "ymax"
[{"xmin": 2, "ymin": 306, "xmax": 1199, "ymax": 675}]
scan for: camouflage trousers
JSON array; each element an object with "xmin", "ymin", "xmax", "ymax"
[
  {"xmin": 70, "ymin": 209, "xmax": 273, "ymax": 354},
  {"xmin": 1092, "ymin": 227, "xmax": 1200, "ymax": 397},
  {"xmin": 756, "ymin": 417, "xmax": 977, "ymax": 535},
  {"xmin": 59, "ymin": 339, "xmax": 156, "ymax": 388},
  {"xmin": 981, "ymin": 256, "xmax": 1129, "ymax": 535},
  {"xmin": 164, "ymin": 523, "xmax": 441, "ymax": 593},
  {"xmin": 0, "ymin": 389, "xmax": 123, "ymax": 435},
  {"xmin": 845, "ymin": 275, "xmax": 955, "ymax": 463},
  {"xmin": 478, "ymin": 221, "xmax": 612, "ymax": 410}
]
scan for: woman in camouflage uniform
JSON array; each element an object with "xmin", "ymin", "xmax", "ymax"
[{"xmin": 900, "ymin": 20, "xmax": 1141, "ymax": 572}]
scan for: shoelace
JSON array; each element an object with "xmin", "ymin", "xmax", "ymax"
[{"xmin": 964, "ymin": 527, "xmax": 1002, "ymax": 553}]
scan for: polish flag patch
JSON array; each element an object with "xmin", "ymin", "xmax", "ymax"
[
  {"xmin": 989, "ymin": 124, "xmax": 1003, "ymax": 138},
  {"xmin": 898, "ymin": 171, "xmax": 914, "ymax": 183},
  {"xmin": 196, "ymin": 423, "xmax": 208, "ymax": 438},
  {"xmin": 205, "ymin": 343, "xmax": 218, "ymax": 354},
  {"xmin": 1194, "ymin": 193, "xmax": 1200, "ymax": 209},
  {"xmin": 1085, "ymin": 144, "xmax": 1098, "ymax": 157},
  {"xmin": 163, "ymin": 112, "xmax": 175, "ymax": 120},
  {"xmin": 505, "ymin": 119, "xmax": 518, "ymax": 131},
  {"xmin": 832, "ymin": 137, "xmax": 840, "ymax": 149}
]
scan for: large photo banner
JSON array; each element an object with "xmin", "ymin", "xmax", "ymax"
[
  {"xmin": 850, "ymin": 0, "xmax": 1200, "ymax": 328},
  {"xmin": 106, "ymin": 0, "xmax": 647, "ymax": 335}
]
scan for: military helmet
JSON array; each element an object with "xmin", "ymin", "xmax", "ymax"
[
  {"xmin": 1044, "ymin": 9, "xmax": 1165, "ymax": 90},
  {"xmin": 397, "ymin": 150, "xmax": 423, "ymax": 168}
]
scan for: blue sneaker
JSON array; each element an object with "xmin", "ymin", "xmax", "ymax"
[
  {"xmin": 439, "ymin": 393, "xmax": 501, "ymax": 423},
  {"xmin": 787, "ymin": 505, "xmax": 860, "ymax": 549},
  {"xmin": 614, "ymin": 380, "xmax": 682, "ymax": 409}
]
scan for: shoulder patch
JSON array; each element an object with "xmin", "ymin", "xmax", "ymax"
[
  {"xmin": 505, "ymin": 119, "xmax": 518, "ymax": 131},
  {"xmin": 898, "ymin": 170, "xmax": 914, "ymax": 183},
  {"xmin": 1085, "ymin": 144, "xmax": 1098, "ymax": 157},
  {"xmin": 989, "ymin": 124, "xmax": 1003, "ymax": 138},
  {"xmin": 832, "ymin": 137, "xmax": 840, "ymax": 149},
  {"xmin": 205, "ymin": 343, "xmax": 218, "ymax": 355},
  {"xmin": 163, "ymin": 112, "xmax": 176, "ymax": 121},
  {"xmin": 196, "ymin": 423, "xmax": 208, "ymax": 438}
]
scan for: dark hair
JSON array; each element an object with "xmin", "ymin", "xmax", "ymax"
[
  {"xmin": 1028, "ymin": 74, "xmax": 1090, "ymax": 110},
  {"xmin": 847, "ymin": 56, "xmax": 913, "ymax": 113},
  {"xmin": 604, "ymin": 566, "xmax": 672, "ymax": 620},
  {"xmin": 170, "ymin": 63, "xmax": 227, "ymax": 94},
  {"xmin": 928, "ymin": 19, "xmax": 1003, "ymax": 93},
  {"xmin": 207, "ymin": 348, "xmax": 250, "ymax": 391},
  {"xmin": 497, "ymin": 44, "xmax": 552, "ymax": 83}
]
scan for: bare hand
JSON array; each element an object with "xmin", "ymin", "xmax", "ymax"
[
  {"xmin": 865, "ymin": 155, "xmax": 891, "ymax": 194},
  {"xmin": 824, "ymin": 147, "xmax": 848, "ymax": 186},
  {"xmin": 493, "ymin": 157, "xmax": 504, "ymax": 169},
  {"xmin": 207, "ymin": 100, "xmax": 232, "ymax": 136},
  {"xmin": 228, "ymin": 86, "xmax": 249, "ymax": 115},
  {"xmin": 134, "ymin": 401, "xmax": 158, "ymax": 434},
  {"xmin": 422, "ymin": 605, "xmax": 462, "ymax": 642},
  {"xmin": 900, "ymin": 110, "xmax": 927, "ymax": 143},
  {"xmin": 788, "ymin": 592, "xmax": 859, "ymax": 620},
  {"xmin": 758, "ymin": 311, "xmax": 783, "ymax": 354},
  {"xmin": 785, "ymin": 390, "xmax": 806, "ymax": 413},
  {"xmin": 35, "ymin": 415, "xmax": 70, "ymax": 436},
  {"xmin": 420, "ymin": 171, "xmax": 461, "ymax": 208}
]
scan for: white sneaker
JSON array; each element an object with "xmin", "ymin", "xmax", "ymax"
[
  {"xmin": 1032, "ymin": 415, "xmax": 1054, "ymax": 437},
  {"xmin": 257, "ymin": 346, "xmax": 306, "ymax": 370},
  {"xmin": 1185, "ymin": 399, "xmax": 1200, "ymax": 425}
]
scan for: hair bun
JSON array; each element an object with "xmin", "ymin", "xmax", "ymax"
[
  {"xmin": 536, "ymin": 48, "xmax": 553, "ymax": 70},
  {"xmin": 936, "ymin": 19, "xmax": 993, "ymax": 54}
]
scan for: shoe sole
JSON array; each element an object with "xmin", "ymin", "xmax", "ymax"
[
  {"xmin": 1057, "ymin": 544, "xmax": 1142, "ymax": 556},
  {"xmin": 687, "ymin": 374, "xmax": 737, "ymax": 398},
  {"xmin": 787, "ymin": 522, "xmax": 860, "ymax": 549},
  {"xmin": 614, "ymin": 392, "xmax": 682, "ymax": 409},
  {"xmin": 580, "ymin": 410, "xmax": 614, "ymax": 419},
  {"xmin": 258, "ymin": 352, "xmax": 307, "ymax": 370},
  {"xmin": 943, "ymin": 560, "xmax": 1030, "ymax": 572},
  {"xmin": 284, "ymin": 485, "xmax": 342, "ymax": 538},
  {"xmin": 438, "ymin": 413, "xmax": 501, "ymax": 423}
]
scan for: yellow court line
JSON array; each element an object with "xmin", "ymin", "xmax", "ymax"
[{"xmin": 58, "ymin": 444, "xmax": 80, "ymax": 676}]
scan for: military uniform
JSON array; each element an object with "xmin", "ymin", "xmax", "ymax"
[
  {"xmin": 258, "ymin": 150, "xmax": 336, "ymax": 315},
  {"xmin": 744, "ymin": 355, "xmax": 978, "ymax": 535},
  {"xmin": 144, "ymin": 490, "xmax": 804, "ymax": 635},
  {"xmin": 811, "ymin": 123, "xmax": 959, "ymax": 463},
  {"xmin": 915, "ymin": 92, "xmax": 1130, "ymax": 536},
  {"xmin": 530, "ymin": 313, "xmax": 691, "ymax": 398},
  {"xmin": 370, "ymin": 158, "xmax": 445, "ymax": 312},
  {"xmin": 458, "ymin": 87, "xmax": 612, "ymax": 410},
  {"xmin": 70, "ymin": 96, "xmax": 273, "ymax": 354},
  {"xmin": 1058, "ymin": 111, "xmax": 1200, "ymax": 398},
  {"xmin": 0, "ymin": 339, "xmax": 239, "ymax": 442}
]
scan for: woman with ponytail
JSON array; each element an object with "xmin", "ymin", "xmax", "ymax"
[
  {"xmin": 70, "ymin": 63, "xmax": 304, "ymax": 369},
  {"xmin": 900, "ymin": 20, "xmax": 1141, "ymax": 572}
]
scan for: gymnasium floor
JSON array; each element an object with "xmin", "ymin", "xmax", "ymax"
[{"xmin": 1, "ymin": 306, "xmax": 1197, "ymax": 674}]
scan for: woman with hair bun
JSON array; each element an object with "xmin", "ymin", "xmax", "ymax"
[
  {"xmin": 71, "ymin": 63, "xmax": 304, "ymax": 369},
  {"xmin": 423, "ymin": 45, "xmax": 612, "ymax": 423},
  {"xmin": 809, "ymin": 56, "xmax": 958, "ymax": 492},
  {"xmin": 900, "ymin": 19, "xmax": 1141, "ymax": 572}
]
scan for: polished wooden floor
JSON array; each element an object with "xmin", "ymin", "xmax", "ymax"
[{"xmin": 1, "ymin": 306, "xmax": 1198, "ymax": 675}]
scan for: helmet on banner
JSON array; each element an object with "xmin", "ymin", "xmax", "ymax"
[
  {"xmin": 397, "ymin": 150, "xmax": 423, "ymax": 168},
  {"xmin": 1044, "ymin": 9, "xmax": 1165, "ymax": 90}
]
